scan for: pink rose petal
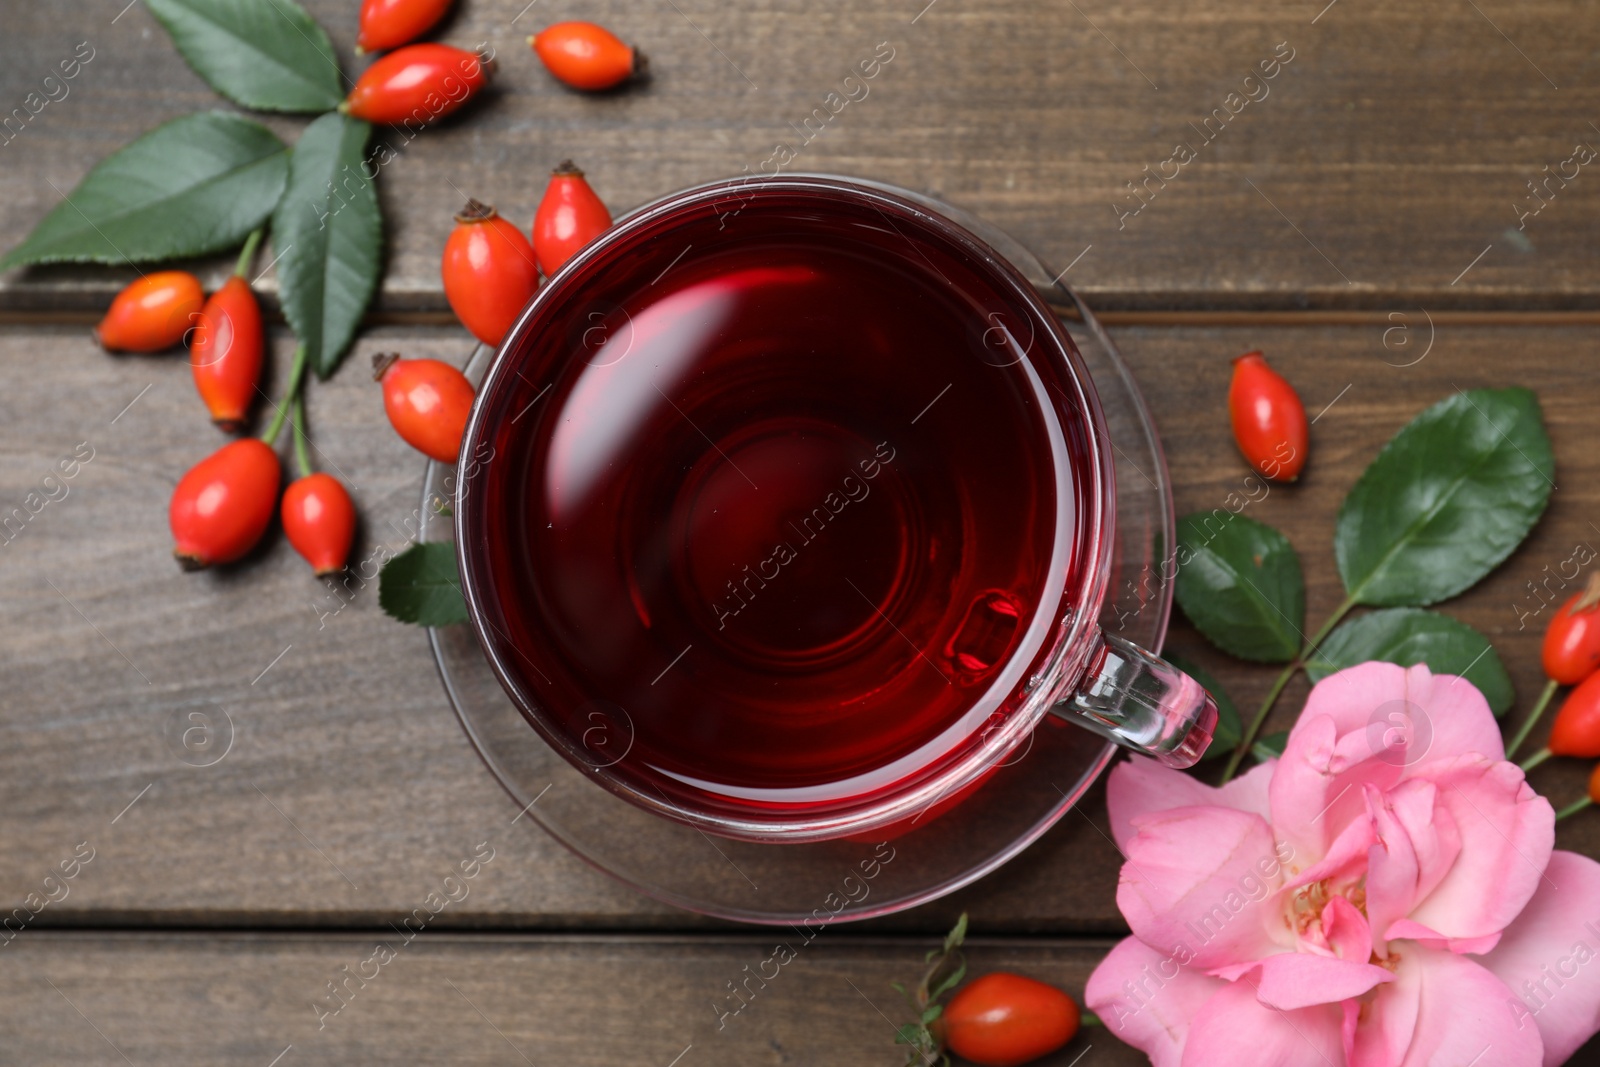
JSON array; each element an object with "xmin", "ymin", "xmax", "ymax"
[
  {"xmin": 1406, "ymin": 755, "xmax": 1554, "ymax": 944},
  {"xmin": 1365, "ymin": 782, "xmax": 1421, "ymax": 958},
  {"xmin": 1244, "ymin": 951, "xmax": 1394, "ymax": 1010},
  {"xmin": 1086, "ymin": 935, "xmax": 1226, "ymax": 1067},
  {"xmin": 1179, "ymin": 975, "xmax": 1345, "ymax": 1066},
  {"xmin": 1384, "ymin": 946, "xmax": 1543, "ymax": 1067},
  {"xmin": 1108, "ymin": 755, "xmax": 1275, "ymax": 851},
  {"xmin": 1118, "ymin": 805, "xmax": 1291, "ymax": 970},
  {"xmin": 1383, "ymin": 918, "xmax": 1501, "ymax": 956},
  {"xmin": 1481, "ymin": 850, "xmax": 1600, "ymax": 1067},
  {"xmin": 1273, "ymin": 712, "xmax": 1401, "ymax": 863},
  {"xmin": 1281, "ymin": 805, "xmax": 1375, "ymax": 897},
  {"xmin": 1322, "ymin": 895, "xmax": 1373, "ymax": 964}
]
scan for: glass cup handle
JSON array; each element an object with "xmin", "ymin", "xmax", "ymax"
[{"xmin": 1050, "ymin": 631, "xmax": 1219, "ymax": 768}]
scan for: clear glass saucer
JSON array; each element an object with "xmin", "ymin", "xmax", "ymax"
[{"xmin": 422, "ymin": 189, "xmax": 1174, "ymax": 925}]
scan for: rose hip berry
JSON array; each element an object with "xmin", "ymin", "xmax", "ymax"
[
  {"xmin": 169, "ymin": 439, "xmax": 281, "ymax": 569},
  {"xmin": 96, "ymin": 271, "xmax": 204, "ymax": 353},
  {"xmin": 1548, "ymin": 672, "xmax": 1600, "ymax": 760},
  {"xmin": 532, "ymin": 160, "xmax": 611, "ymax": 276},
  {"xmin": 342, "ymin": 44, "xmax": 492, "ymax": 125},
  {"xmin": 1544, "ymin": 574, "xmax": 1600, "ymax": 685},
  {"xmin": 1228, "ymin": 350, "xmax": 1308, "ymax": 482},
  {"xmin": 356, "ymin": 0, "xmax": 452, "ymax": 54},
  {"xmin": 442, "ymin": 199, "xmax": 540, "ymax": 347},
  {"xmin": 190, "ymin": 232, "xmax": 266, "ymax": 432},
  {"xmin": 282, "ymin": 472, "xmax": 356, "ymax": 576},
  {"xmin": 531, "ymin": 21, "xmax": 646, "ymax": 91},
  {"xmin": 943, "ymin": 973, "xmax": 1081, "ymax": 1067},
  {"xmin": 374, "ymin": 353, "xmax": 474, "ymax": 463}
]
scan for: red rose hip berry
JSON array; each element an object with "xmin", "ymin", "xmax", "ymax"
[
  {"xmin": 532, "ymin": 160, "xmax": 612, "ymax": 276},
  {"xmin": 531, "ymin": 21, "xmax": 646, "ymax": 91},
  {"xmin": 189, "ymin": 276, "xmax": 264, "ymax": 432},
  {"xmin": 1543, "ymin": 574, "xmax": 1600, "ymax": 686},
  {"xmin": 169, "ymin": 439, "xmax": 281, "ymax": 569},
  {"xmin": 357, "ymin": 0, "xmax": 452, "ymax": 54},
  {"xmin": 282, "ymin": 473, "xmax": 357, "ymax": 576},
  {"xmin": 342, "ymin": 44, "xmax": 491, "ymax": 125},
  {"xmin": 97, "ymin": 271, "xmax": 204, "ymax": 353},
  {"xmin": 373, "ymin": 353, "xmax": 474, "ymax": 463},
  {"xmin": 442, "ymin": 199, "xmax": 540, "ymax": 347},
  {"xmin": 1228, "ymin": 350, "xmax": 1308, "ymax": 481},
  {"xmin": 1550, "ymin": 672, "xmax": 1600, "ymax": 759},
  {"xmin": 943, "ymin": 973, "xmax": 1081, "ymax": 1067}
]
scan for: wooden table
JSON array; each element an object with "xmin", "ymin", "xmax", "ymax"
[{"xmin": 5, "ymin": 0, "xmax": 1599, "ymax": 1062}]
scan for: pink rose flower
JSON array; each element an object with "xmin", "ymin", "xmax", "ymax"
[{"xmin": 1086, "ymin": 662, "xmax": 1600, "ymax": 1066}]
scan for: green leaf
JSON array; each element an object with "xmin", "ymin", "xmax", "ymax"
[
  {"xmin": 943, "ymin": 912, "xmax": 968, "ymax": 953},
  {"xmin": 1336, "ymin": 389, "xmax": 1553, "ymax": 607},
  {"xmin": 272, "ymin": 112, "xmax": 382, "ymax": 379},
  {"xmin": 146, "ymin": 0, "xmax": 342, "ymax": 112},
  {"xmin": 1, "ymin": 111, "xmax": 287, "ymax": 269},
  {"xmin": 1175, "ymin": 512, "xmax": 1305, "ymax": 662},
  {"xmin": 1306, "ymin": 608, "xmax": 1515, "ymax": 716},
  {"xmin": 1165, "ymin": 654, "xmax": 1242, "ymax": 759},
  {"xmin": 1252, "ymin": 730, "xmax": 1289, "ymax": 762},
  {"xmin": 921, "ymin": 1004, "xmax": 943, "ymax": 1024},
  {"xmin": 379, "ymin": 542, "xmax": 467, "ymax": 626},
  {"xmin": 928, "ymin": 960, "xmax": 967, "ymax": 1003}
]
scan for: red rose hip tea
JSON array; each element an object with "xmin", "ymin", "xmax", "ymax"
[{"xmin": 458, "ymin": 180, "xmax": 1107, "ymax": 836}]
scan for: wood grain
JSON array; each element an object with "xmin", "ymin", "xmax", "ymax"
[
  {"xmin": 3, "ymin": 321, "xmax": 1597, "ymax": 932},
  {"xmin": 3, "ymin": 0, "xmax": 1599, "ymax": 312},
  {"xmin": 0, "ymin": 932, "xmax": 1129, "ymax": 1065}
]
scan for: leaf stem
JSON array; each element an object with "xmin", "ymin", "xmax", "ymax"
[
  {"xmin": 292, "ymin": 392, "xmax": 313, "ymax": 479},
  {"xmin": 1555, "ymin": 796, "xmax": 1592, "ymax": 821},
  {"xmin": 1506, "ymin": 678, "xmax": 1560, "ymax": 759},
  {"xmin": 261, "ymin": 344, "xmax": 309, "ymax": 448},
  {"xmin": 234, "ymin": 228, "xmax": 264, "ymax": 278},
  {"xmin": 1220, "ymin": 595, "xmax": 1358, "ymax": 782},
  {"xmin": 1221, "ymin": 660, "xmax": 1298, "ymax": 782},
  {"xmin": 1520, "ymin": 747, "xmax": 1553, "ymax": 772}
]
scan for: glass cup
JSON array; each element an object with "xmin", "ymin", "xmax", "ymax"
[{"xmin": 455, "ymin": 175, "xmax": 1216, "ymax": 844}]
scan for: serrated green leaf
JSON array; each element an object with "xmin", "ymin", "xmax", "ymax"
[
  {"xmin": 379, "ymin": 542, "xmax": 467, "ymax": 626},
  {"xmin": 1, "ymin": 111, "xmax": 287, "ymax": 269},
  {"xmin": 1175, "ymin": 512, "xmax": 1305, "ymax": 662},
  {"xmin": 1252, "ymin": 730, "xmax": 1289, "ymax": 762},
  {"xmin": 272, "ymin": 112, "xmax": 382, "ymax": 378},
  {"xmin": 146, "ymin": 0, "xmax": 342, "ymax": 112},
  {"xmin": 1306, "ymin": 608, "xmax": 1514, "ymax": 716},
  {"xmin": 1337, "ymin": 389, "xmax": 1553, "ymax": 607},
  {"xmin": 1165, "ymin": 654, "xmax": 1242, "ymax": 759}
]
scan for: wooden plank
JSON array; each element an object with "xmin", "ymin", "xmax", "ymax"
[
  {"xmin": 9, "ymin": 932, "xmax": 1600, "ymax": 1066},
  {"xmin": 1, "ymin": 932, "xmax": 1130, "ymax": 1065},
  {"xmin": 3, "ymin": 0, "xmax": 1599, "ymax": 312},
  {"xmin": 2, "ymin": 322, "xmax": 1598, "ymax": 930}
]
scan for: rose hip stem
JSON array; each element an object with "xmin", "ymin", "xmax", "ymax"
[
  {"xmin": 1506, "ymin": 679, "xmax": 1561, "ymax": 759},
  {"xmin": 292, "ymin": 392, "xmax": 314, "ymax": 479},
  {"xmin": 1554, "ymin": 763, "xmax": 1600, "ymax": 820},
  {"xmin": 1557, "ymin": 796, "xmax": 1591, "ymax": 820},
  {"xmin": 261, "ymin": 343, "xmax": 310, "ymax": 448},
  {"xmin": 236, "ymin": 228, "xmax": 263, "ymax": 279},
  {"xmin": 1217, "ymin": 596, "xmax": 1357, "ymax": 783}
]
